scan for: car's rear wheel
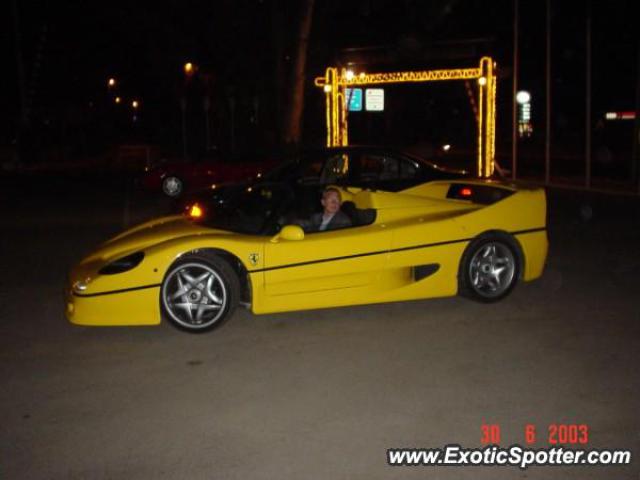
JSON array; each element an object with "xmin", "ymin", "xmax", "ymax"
[
  {"xmin": 162, "ymin": 175, "xmax": 184, "ymax": 197},
  {"xmin": 458, "ymin": 234, "xmax": 520, "ymax": 303},
  {"xmin": 161, "ymin": 253, "xmax": 239, "ymax": 333}
]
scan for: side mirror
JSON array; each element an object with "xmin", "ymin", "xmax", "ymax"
[{"xmin": 271, "ymin": 224, "xmax": 305, "ymax": 243}]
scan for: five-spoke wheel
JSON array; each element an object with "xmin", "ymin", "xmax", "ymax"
[
  {"xmin": 161, "ymin": 254, "xmax": 239, "ymax": 332},
  {"xmin": 459, "ymin": 234, "xmax": 520, "ymax": 302}
]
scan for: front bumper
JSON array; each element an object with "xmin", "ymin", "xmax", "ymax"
[{"xmin": 65, "ymin": 284, "xmax": 162, "ymax": 326}]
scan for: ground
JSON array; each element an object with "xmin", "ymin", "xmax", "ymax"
[{"xmin": 0, "ymin": 173, "xmax": 638, "ymax": 479}]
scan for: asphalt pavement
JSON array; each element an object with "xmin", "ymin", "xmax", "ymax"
[{"xmin": 1, "ymin": 173, "xmax": 639, "ymax": 479}]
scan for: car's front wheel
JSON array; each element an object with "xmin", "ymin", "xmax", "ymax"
[
  {"xmin": 162, "ymin": 175, "xmax": 184, "ymax": 197},
  {"xmin": 161, "ymin": 253, "xmax": 239, "ymax": 333},
  {"xmin": 458, "ymin": 234, "xmax": 520, "ymax": 303}
]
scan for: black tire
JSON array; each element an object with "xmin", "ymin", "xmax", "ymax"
[
  {"xmin": 162, "ymin": 175, "xmax": 184, "ymax": 197},
  {"xmin": 161, "ymin": 253, "xmax": 240, "ymax": 333},
  {"xmin": 458, "ymin": 233, "xmax": 521, "ymax": 303}
]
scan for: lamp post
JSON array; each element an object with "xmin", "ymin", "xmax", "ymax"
[
  {"xmin": 180, "ymin": 97, "xmax": 188, "ymax": 160},
  {"xmin": 228, "ymin": 95, "xmax": 236, "ymax": 154},
  {"xmin": 545, "ymin": 0, "xmax": 552, "ymax": 185},
  {"xmin": 512, "ymin": 0, "xmax": 519, "ymax": 180},
  {"xmin": 204, "ymin": 96, "xmax": 211, "ymax": 152},
  {"xmin": 132, "ymin": 99, "xmax": 140, "ymax": 122}
]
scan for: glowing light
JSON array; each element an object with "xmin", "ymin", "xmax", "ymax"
[
  {"xmin": 189, "ymin": 204, "xmax": 203, "ymax": 218},
  {"xmin": 210, "ymin": 184, "xmax": 217, "ymax": 189},
  {"xmin": 315, "ymin": 57, "xmax": 497, "ymax": 178},
  {"xmin": 516, "ymin": 90, "xmax": 531, "ymax": 104},
  {"xmin": 460, "ymin": 187, "xmax": 473, "ymax": 197},
  {"xmin": 132, "ymin": 100, "xmax": 139, "ymax": 109},
  {"xmin": 345, "ymin": 70, "xmax": 355, "ymax": 81},
  {"xmin": 115, "ymin": 96, "xmax": 121, "ymax": 104},
  {"xmin": 108, "ymin": 78, "xmax": 116, "ymax": 87},
  {"xmin": 325, "ymin": 68, "xmax": 482, "ymax": 86},
  {"xmin": 184, "ymin": 62, "xmax": 195, "ymax": 75},
  {"xmin": 605, "ymin": 111, "xmax": 636, "ymax": 120},
  {"xmin": 442, "ymin": 144, "xmax": 451, "ymax": 152}
]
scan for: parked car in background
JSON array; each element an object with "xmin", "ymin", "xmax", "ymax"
[
  {"xmin": 179, "ymin": 144, "xmax": 470, "ymax": 205},
  {"xmin": 261, "ymin": 145, "xmax": 470, "ymax": 192},
  {"xmin": 141, "ymin": 153, "xmax": 278, "ymax": 197},
  {"xmin": 175, "ymin": 145, "xmax": 473, "ymax": 232}
]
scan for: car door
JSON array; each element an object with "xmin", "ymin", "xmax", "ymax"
[{"xmin": 263, "ymin": 222, "xmax": 391, "ymax": 298}]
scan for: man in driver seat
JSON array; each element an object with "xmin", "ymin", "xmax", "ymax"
[{"xmin": 306, "ymin": 187, "xmax": 352, "ymax": 232}]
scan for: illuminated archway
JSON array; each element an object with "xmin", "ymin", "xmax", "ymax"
[{"xmin": 314, "ymin": 56, "xmax": 497, "ymax": 178}]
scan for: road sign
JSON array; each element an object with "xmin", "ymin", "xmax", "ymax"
[
  {"xmin": 366, "ymin": 89, "xmax": 384, "ymax": 111},
  {"xmin": 345, "ymin": 88, "xmax": 363, "ymax": 111}
]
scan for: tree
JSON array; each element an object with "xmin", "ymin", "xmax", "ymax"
[{"xmin": 283, "ymin": 0, "xmax": 315, "ymax": 146}]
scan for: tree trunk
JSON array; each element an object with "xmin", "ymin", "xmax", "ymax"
[
  {"xmin": 11, "ymin": 0, "xmax": 29, "ymax": 165},
  {"xmin": 271, "ymin": 0, "xmax": 286, "ymax": 144},
  {"xmin": 283, "ymin": 0, "xmax": 315, "ymax": 146}
]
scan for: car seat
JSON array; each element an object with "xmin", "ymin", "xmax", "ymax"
[{"xmin": 341, "ymin": 200, "xmax": 376, "ymax": 226}]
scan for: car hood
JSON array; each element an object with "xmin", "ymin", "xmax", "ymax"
[{"xmin": 80, "ymin": 215, "xmax": 230, "ymax": 266}]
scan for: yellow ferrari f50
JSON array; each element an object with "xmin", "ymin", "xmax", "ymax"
[{"xmin": 66, "ymin": 180, "xmax": 547, "ymax": 333}]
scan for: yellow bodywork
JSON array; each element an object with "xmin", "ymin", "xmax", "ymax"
[{"xmin": 66, "ymin": 180, "xmax": 548, "ymax": 327}]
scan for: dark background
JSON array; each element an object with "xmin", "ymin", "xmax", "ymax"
[{"xmin": 3, "ymin": 0, "xmax": 639, "ymax": 181}]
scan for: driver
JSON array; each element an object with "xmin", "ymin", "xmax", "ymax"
[{"xmin": 306, "ymin": 187, "xmax": 352, "ymax": 232}]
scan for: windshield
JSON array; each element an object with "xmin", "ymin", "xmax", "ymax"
[
  {"xmin": 264, "ymin": 150, "xmax": 352, "ymax": 184},
  {"xmin": 198, "ymin": 184, "xmax": 291, "ymax": 235}
]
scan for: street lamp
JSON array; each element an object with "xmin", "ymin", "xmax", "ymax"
[
  {"xmin": 184, "ymin": 62, "xmax": 196, "ymax": 76},
  {"xmin": 516, "ymin": 90, "xmax": 531, "ymax": 104},
  {"xmin": 516, "ymin": 90, "xmax": 532, "ymax": 138},
  {"xmin": 108, "ymin": 77, "xmax": 117, "ymax": 88}
]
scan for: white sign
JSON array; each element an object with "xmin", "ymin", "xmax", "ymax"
[{"xmin": 365, "ymin": 89, "xmax": 384, "ymax": 111}]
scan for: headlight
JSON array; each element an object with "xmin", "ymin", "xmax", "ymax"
[
  {"xmin": 73, "ymin": 280, "xmax": 88, "ymax": 292},
  {"xmin": 99, "ymin": 252, "xmax": 145, "ymax": 275}
]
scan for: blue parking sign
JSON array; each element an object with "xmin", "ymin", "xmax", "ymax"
[{"xmin": 345, "ymin": 88, "xmax": 363, "ymax": 111}]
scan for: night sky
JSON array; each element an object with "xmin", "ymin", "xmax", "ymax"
[{"xmin": 4, "ymin": 0, "xmax": 638, "ymax": 161}]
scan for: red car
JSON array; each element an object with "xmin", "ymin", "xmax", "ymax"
[{"xmin": 142, "ymin": 156, "xmax": 278, "ymax": 197}]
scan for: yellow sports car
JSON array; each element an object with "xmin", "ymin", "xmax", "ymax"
[{"xmin": 66, "ymin": 180, "xmax": 547, "ymax": 333}]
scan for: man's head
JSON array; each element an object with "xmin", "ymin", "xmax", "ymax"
[{"xmin": 321, "ymin": 188, "xmax": 341, "ymax": 215}]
